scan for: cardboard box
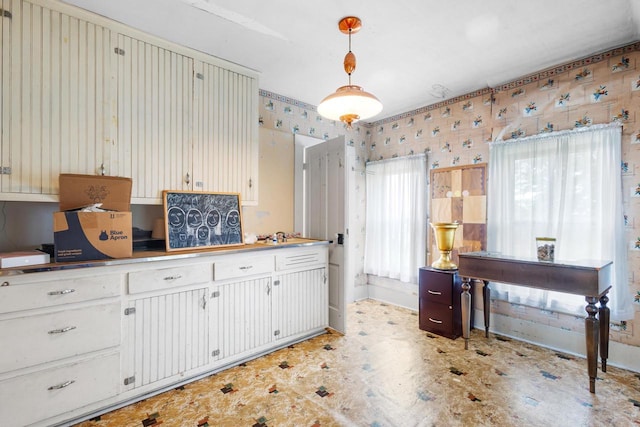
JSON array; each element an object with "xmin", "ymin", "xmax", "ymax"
[
  {"xmin": 54, "ymin": 174, "xmax": 133, "ymax": 262},
  {"xmin": 54, "ymin": 211, "xmax": 132, "ymax": 262},
  {"xmin": 58, "ymin": 174, "xmax": 132, "ymax": 211}
]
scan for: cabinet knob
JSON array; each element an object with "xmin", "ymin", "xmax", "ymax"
[{"xmin": 185, "ymin": 173, "xmax": 191, "ymax": 185}]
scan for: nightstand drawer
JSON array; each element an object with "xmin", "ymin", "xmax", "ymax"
[
  {"xmin": 419, "ymin": 268, "xmax": 457, "ymax": 304},
  {"xmin": 419, "ymin": 300, "xmax": 455, "ymax": 338}
]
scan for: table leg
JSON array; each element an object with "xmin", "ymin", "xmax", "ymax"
[
  {"xmin": 585, "ymin": 296, "xmax": 600, "ymax": 393},
  {"xmin": 461, "ymin": 277, "xmax": 472, "ymax": 350},
  {"xmin": 483, "ymin": 280, "xmax": 490, "ymax": 338},
  {"xmin": 599, "ymin": 294, "xmax": 610, "ymax": 373}
]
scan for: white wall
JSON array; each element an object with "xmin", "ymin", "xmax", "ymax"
[{"xmin": 0, "ymin": 201, "xmax": 162, "ymax": 252}]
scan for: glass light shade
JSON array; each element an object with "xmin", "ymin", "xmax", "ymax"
[{"xmin": 317, "ymin": 85, "xmax": 383, "ymax": 124}]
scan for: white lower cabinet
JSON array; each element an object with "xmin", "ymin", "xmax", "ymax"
[
  {"xmin": 210, "ymin": 275, "xmax": 273, "ymax": 363},
  {"xmin": 273, "ymin": 268, "xmax": 328, "ymax": 341},
  {"xmin": 0, "ymin": 267, "xmax": 121, "ymax": 427},
  {"xmin": 122, "ymin": 287, "xmax": 210, "ymax": 391},
  {"xmin": 0, "ymin": 244, "xmax": 327, "ymax": 426}
]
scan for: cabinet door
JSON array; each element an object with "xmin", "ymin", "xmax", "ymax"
[
  {"xmin": 210, "ymin": 276, "xmax": 272, "ymax": 362},
  {"xmin": 1, "ymin": 0, "xmax": 116, "ymax": 197},
  {"xmin": 115, "ymin": 34, "xmax": 193, "ymax": 202},
  {"xmin": 193, "ymin": 60, "xmax": 258, "ymax": 203},
  {"xmin": 272, "ymin": 267, "xmax": 328, "ymax": 340},
  {"xmin": 122, "ymin": 287, "xmax": 209, "ymax": 390}
]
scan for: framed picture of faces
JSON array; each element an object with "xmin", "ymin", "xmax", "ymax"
[{"xmin": 162, "ymin": 190, "xmax": 244, "ymax": 251}]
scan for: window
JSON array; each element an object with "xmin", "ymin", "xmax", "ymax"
[
  {"xmin": 364, "ymin": 155, "xmax": 427, "ymax": 283},
  {"xmin": 487, "ymin": 124, "xmax": 632, "ymax": 320}
]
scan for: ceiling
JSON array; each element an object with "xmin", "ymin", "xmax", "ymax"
[{"xmin": 61, "ymin": 0, "xmax": 640, "ymax": 122}]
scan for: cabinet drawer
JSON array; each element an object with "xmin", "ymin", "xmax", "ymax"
[
  {"xmin": 0, "ymin": 274, "xmax": 121, "ymax": 314},
  {"xmin": 128, "ymin": 263, "xmax": 211, "ymax": 294},
  {"xmin": 0, "ymin": 302, "xmax": 120, "ymax": 373},
  {"xmin": 275, "ymin": 249, "xmax": 327, "ymax": 271},
  {"xmin": 214, "ymin": 255, "xmax": 273, "ymax": 281},
  {"xmin": 0, "ymin": 352, "xmax": 120, "ymax": 427},
  {"xmin": 419, "ymin": 300, "xmax": 455, "ymax": 338}
]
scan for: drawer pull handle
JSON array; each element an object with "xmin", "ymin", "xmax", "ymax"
[
  {"xmin": 48, "ymin": 289, "xmax": 76, "ymax": 296},
  {"xmin": 48, "ymin": 326, "xmax": 76, "ymax": 334},
  {"xmin": 428, "ymin": 317, "xmax": 443, "ymax": 324},
  {"xmin": 48, "ymin": 380, "xmax": 75, "ymax": 390},
  {"xmin": 239, "ymin": 266, "xmax": 253, "ymax": 271},
  {"xmin": 164, "ymin": 275, "xmax": 182, "ymax": 281},
  {"xmin": 427, "ymin": 290, "xmax": 442, "ymax": 295}
]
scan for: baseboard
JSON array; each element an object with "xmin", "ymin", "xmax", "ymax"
[
  {"xmin": 366, "ymin": 279, "xmax": 418, "ymax": 311},
  {"xmin": 474, "ymin": 309, "xmax": 640, "ymax": 373},
  {"xmin": 360, "ymin": 282, "xmax": 640, "ymax": 374}
]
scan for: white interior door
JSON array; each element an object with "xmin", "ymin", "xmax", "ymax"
[{"xmin": 305, "ymin": 136, "xmax": 347, "ymax": 334}]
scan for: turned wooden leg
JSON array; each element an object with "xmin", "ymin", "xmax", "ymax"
[
  {"xmin": 585, "ymin": 296, "xmax": 600, "ymax": 393},
  {"xmin": 461, "ymin": 277, "xmax": 472, "ymax": 350},
  {"xmin": 483, "ymin": 280, "xmax": 490, "ymax": 338},
  {"xmin": 599, "ymin": 294, "xmax": 610, "ymax": 373}
]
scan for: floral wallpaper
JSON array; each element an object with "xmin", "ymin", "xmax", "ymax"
[
  {"xmin": 258, "ymin": 91, "xmax": 370, "ymax": 292},
  {"xmin": 259, "ymin": 41, "xmax": 640, "ymax": 348}
]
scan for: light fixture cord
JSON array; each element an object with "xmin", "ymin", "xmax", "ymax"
[{"xmin": 348, "ymin": 28, "xmax": 352, "ymax": 85}]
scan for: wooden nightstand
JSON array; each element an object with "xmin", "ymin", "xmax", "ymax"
[{"xmin": 418, "ymin": 267, "xmax": 472, "ymax": 339}]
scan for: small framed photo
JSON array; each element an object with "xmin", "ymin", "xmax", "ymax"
[{"xmin": 163, "ymin": 190, "xmax": 244, "ymax": 252}]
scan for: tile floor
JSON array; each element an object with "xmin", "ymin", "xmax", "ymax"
[{"xmin": 76, "ymin": 300, "xmax": 640, "ymax": 427}]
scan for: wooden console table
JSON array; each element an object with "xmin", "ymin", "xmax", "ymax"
[{"xmin": 457, "ymin": 251, "xmax": 612, "ymax": 393}]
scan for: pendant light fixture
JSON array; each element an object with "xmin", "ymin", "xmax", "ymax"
[{"xmin": 317, "ymin": 16, "xmax": 382, "ymax": 128}]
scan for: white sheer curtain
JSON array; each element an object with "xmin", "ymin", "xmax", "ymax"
[
  {"xmin": 488, "ymin": 123, "xmax": 632, "ymax": 321},
  {"xmin": 364, "ymin": 155, "xmax": 427, "ymax": 283}
]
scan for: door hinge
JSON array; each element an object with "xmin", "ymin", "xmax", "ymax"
[
  {"xmin": 1, "ymin": 9, "xmax": 12, "ymax": 19},
  {"xmin": 212, "ymin": 349, "xmax": 220, "ymax": 357},
  {"xmin": 273, "ymin": 329, "xmax": 280, "ymax": 336},
  {"xmin": 123, "ymin": 375, "xmax": 135, "ymax": 385},
  {"xmin": 195, "ymin": 72, "xmax": 204, "ymax": 80},
  {"xmin": 211, "ymin": 291, "xmax": 220, "ymax": 298},
  {"xmin": 124, "ymin": 307, "xmax": 136, "ymax": 315},
  {"xmin": 0, "ymin": 167, "xmax": 11, "ymax": 175},
  {"xmin": 114, "ymin": 47, "xmax": 125, "ymax": 56},
  {"xmin": 273, "ymin": 280, "xmax": 280, "ymax": 286}
]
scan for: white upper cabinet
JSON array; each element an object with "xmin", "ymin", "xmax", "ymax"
[
  {"xmin": 0, "ymin": 0, "xmax": 259, "ymax": 205},
  {"xmin": 192, "ymin": 60, "xmax": 259, "ymax": 203},
  {"xmin": 0, "ymin": 0, "xmax": 116, "ymax": 199},
  {"xmin": 115, "ymin": 34, "xmax": 194, "ymax": 201}
]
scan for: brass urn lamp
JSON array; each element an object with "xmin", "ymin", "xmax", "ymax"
[{"xmin": 430, "ymin": 222, "xmax": 459, "ymax": 270}]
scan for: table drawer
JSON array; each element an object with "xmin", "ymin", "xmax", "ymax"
[
  {"xmin": 128, "ymin": 263, "xmax": 212, "ymax": 294},
  {"xmin": 0, "ymin": 302, "xmax": 120, "ymax": 373},
  {"xmin": 214, "ymin": 255, "xmax": 273, "ymax": 281},
  {"xmin": 0, "ymin": 352, "xmax": 119, "ymax": 427},
  {"xmin": 0, "ymin": 274, "xmax": 121, "ymax": 314}
]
